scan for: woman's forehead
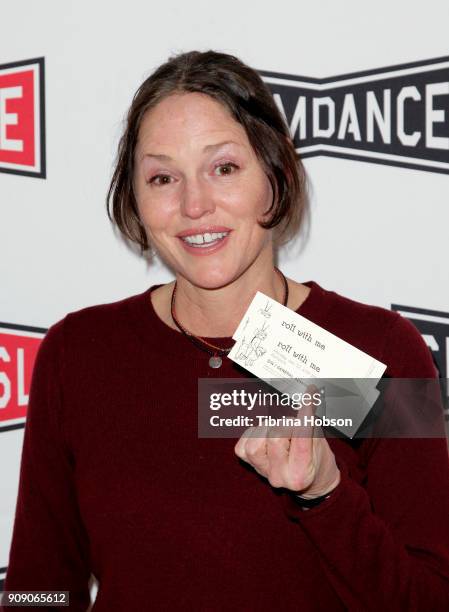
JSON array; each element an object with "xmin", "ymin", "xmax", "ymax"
[
  {"xmin": 136, "ymin": 93, "xmax": 251, "ymax": 156},
  {"xmin": 147, "ymin": 91, "xmax": 232, "ymax": 119}
]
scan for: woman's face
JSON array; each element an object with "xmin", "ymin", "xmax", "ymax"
[{"xmin": 133, "ymin": 92, "xmax": 274, "ymax": 289}]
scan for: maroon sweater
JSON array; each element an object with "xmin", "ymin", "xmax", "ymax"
[{"xmin": 3, "ymin": 280, "xmax": 449, "ymax": 611}]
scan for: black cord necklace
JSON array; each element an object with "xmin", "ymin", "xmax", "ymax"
[{"xmin": 170, "ymin": 268, "xmax": 289, "ymax": 369}]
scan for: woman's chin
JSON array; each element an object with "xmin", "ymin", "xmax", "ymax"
[{"xmin": 179, "ymin": 266, "xmax": 239, "ymax": 291}]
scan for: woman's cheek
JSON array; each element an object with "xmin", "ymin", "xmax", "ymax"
[
  {"xmin": 238, "ymin": 173, "xmax": 272, "ymax": 217},
  {"xmin": 139, "ymin": 193, "xmax": 177, "ymax": 226}
]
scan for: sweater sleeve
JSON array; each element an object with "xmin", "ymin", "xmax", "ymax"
[
  {"xmin": 283, "ymin": 313, "xmax": 449, "ymax": 611},
  {"xmin": 2, "ymin": 319, "xmax": 92, "ymax": 611}
]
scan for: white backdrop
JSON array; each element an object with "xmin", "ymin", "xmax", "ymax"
[{"xmin": 1, "ymin": 0, "xmax": 448, "ymax": 595}]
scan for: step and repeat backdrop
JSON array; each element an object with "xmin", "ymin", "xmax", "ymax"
[{"xmin": 1, "ymin": 0, "xmax": 448, "ymax": 597}]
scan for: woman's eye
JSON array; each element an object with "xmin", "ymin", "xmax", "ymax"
[
  {"xmin": 214, "ymin": 162, "xmax": 239, "ymax": 176},
  {"xmin": 148, "ymin": 174, "xmax": 172, "ymax": 186}
]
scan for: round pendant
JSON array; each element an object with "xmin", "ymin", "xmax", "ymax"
[{"xmin": 209, "ymin": 355, "xmax": 222, "ymax": 369}]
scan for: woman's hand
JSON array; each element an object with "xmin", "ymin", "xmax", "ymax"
[{"xmin": 234, "ymin": 387, "xmax": 341, "ymax": 498}]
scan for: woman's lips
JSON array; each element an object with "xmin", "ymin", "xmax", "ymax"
[
  {"xmin": 177, "ymin": 231, "xmax": 231, "ymax": 256},
  {"xmin": 176, "ymin": 226, "xmax": 232, "ymax": 238}
]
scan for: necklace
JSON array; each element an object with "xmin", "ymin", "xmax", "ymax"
[{"xmin": 170, "ymin": 268, "xmax": 289, "ymax": 369}]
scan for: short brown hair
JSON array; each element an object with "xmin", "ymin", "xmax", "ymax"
[{"xmin": 106, "ymin": 50, "xmax": 308, "ymax": 253}]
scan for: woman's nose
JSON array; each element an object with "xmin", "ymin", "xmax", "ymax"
[{"xmin": 180, "ymin": 178, "xmax": 216, "ymax": 219}]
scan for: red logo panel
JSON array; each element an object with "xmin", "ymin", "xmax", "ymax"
[
  {"xmin": 0, "ymin": 57, "xmax": 45, "ymax": 178},
  {"xmin": 0, "ymin": 324, "xmax": 45, "ymax": 427}
]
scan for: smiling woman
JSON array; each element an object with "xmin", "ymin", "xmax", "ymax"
[
  {"xmin": 3, "ymin": 50, "xmax": 449, "ymax": 612},
  {"xmin": 132, "ymin": 91, "xmax": 278, "ymax": 301},
  {"xmin": 107, "ymin": 51, "xmax": 307, "ymax": 255},
  {"xmin": 106, "ymin": 50, "xmax": 310, "ymax": 338}
]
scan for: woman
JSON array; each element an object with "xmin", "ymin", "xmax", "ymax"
[{"xmin": 3, "ymin": 50, "xmax": 449, "ymax": 611}]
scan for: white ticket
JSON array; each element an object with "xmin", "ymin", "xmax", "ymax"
[{"xmin": 228, "ymin": 291, "xmax": 387, "ymax": 437}]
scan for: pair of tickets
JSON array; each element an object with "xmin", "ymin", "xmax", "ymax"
[{"xmin": 227, "ymin": 291, "xmax": 387, "ymax": 438}]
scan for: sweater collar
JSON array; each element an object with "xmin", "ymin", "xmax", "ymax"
[{"xmin": 126, "ymin": 280, "xmax": 335, "ymax": 359}]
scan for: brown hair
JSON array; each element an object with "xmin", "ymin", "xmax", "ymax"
[{"xmin": 106, "ymin": 50, "xmax": 308, "ymax": 253}]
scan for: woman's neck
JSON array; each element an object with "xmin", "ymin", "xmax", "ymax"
[
  {"xmin": 151, "ymin": 270, "xmax": 311, "ymax": 339},
  {"xmin": 173, "ymin": 262, "xmax": 286, "ymax": 338}
]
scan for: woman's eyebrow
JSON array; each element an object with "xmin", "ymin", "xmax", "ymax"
[
  {"xmin": 140, "ymin": 140, "xmax": 243, "ymax": 162},
  {"xmin": 203, "ymin": 139, "xmax": 242, "ymax": 152}
]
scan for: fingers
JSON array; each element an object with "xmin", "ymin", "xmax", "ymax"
[
  {"xmin": 288, "ymin": 385, "xmax": 317, "ymax": 465},
  {"xmin": 265, "ymin": 433, "xmax": 291, "ymax": 487},
  {"xmin": 235, "ymin": 423, "xmax": 294, "ymax": 485},
  {"xmin": 288, "ymin": 386, "xmax": 326, "ymax": 491},
  {"xmin": 234, "ymin": 385, "xmax": 326, "ymax": 490},
  {"xmin": 234, "ymin": 425, "xmax": 270, "ymax": 476}
]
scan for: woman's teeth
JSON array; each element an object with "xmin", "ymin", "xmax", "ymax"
[{"xmin": 181, "ymin": 231, "xmax": 229, "ymax": 247}]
